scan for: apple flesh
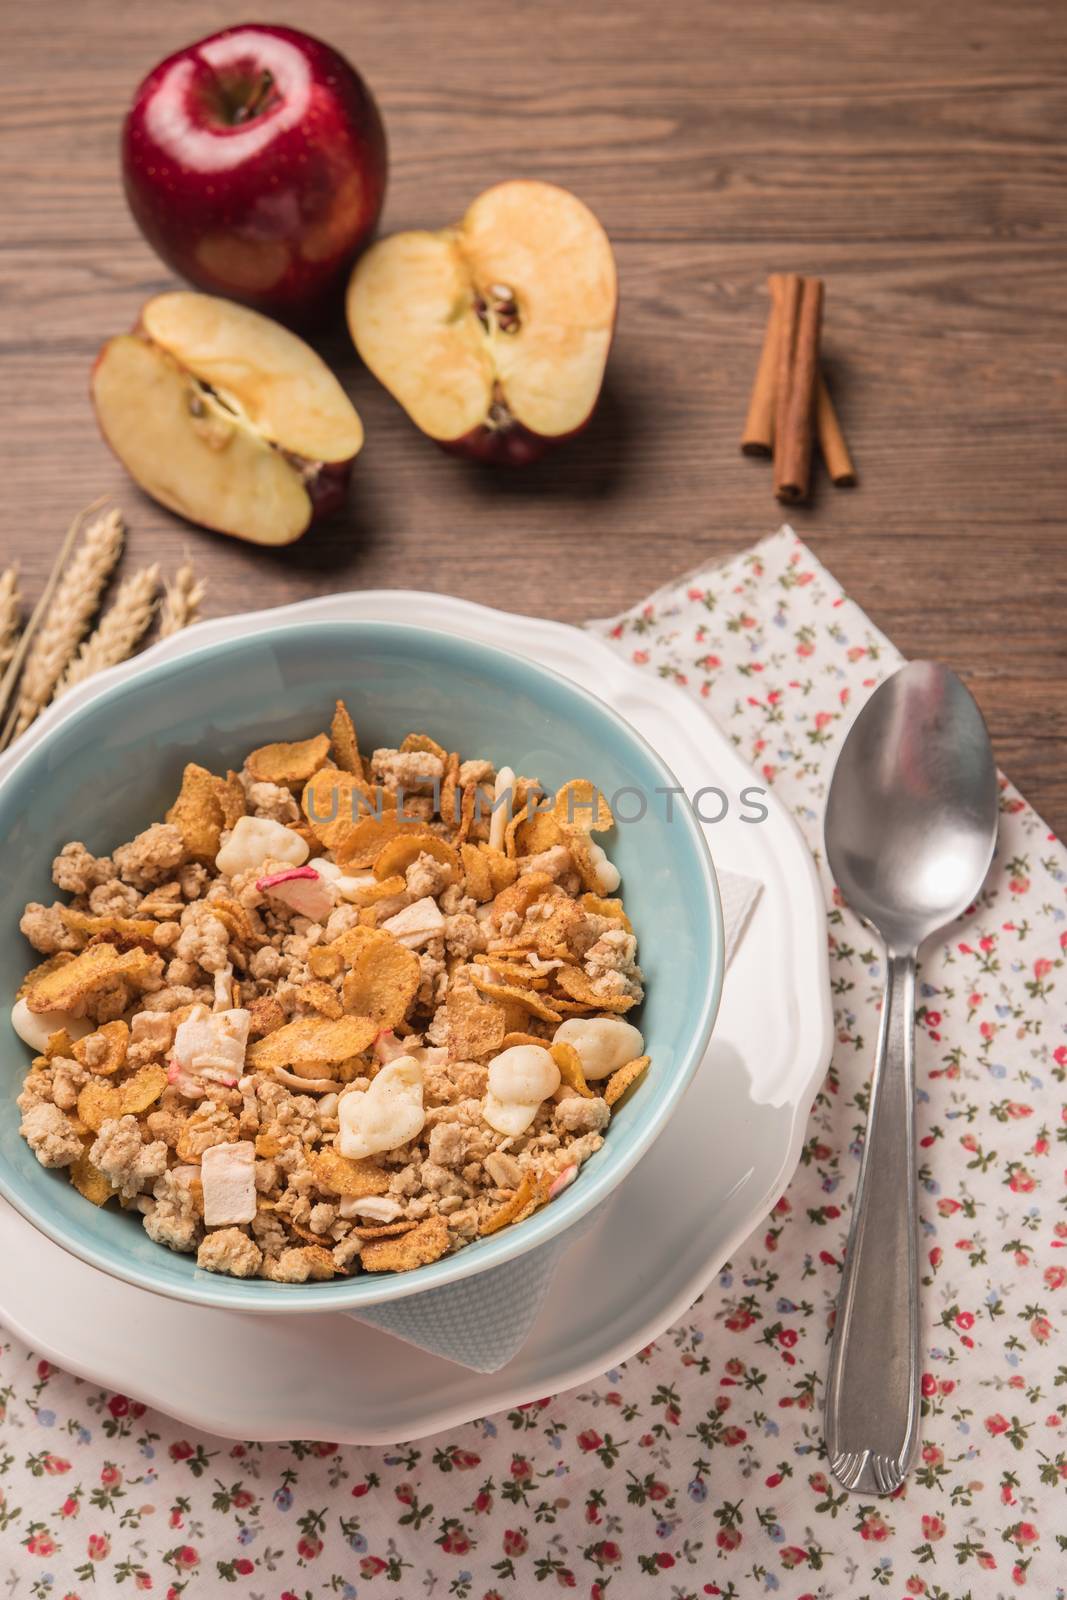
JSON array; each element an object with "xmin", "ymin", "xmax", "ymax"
[
  {"xmin": 91, "ymin": 291, "xmax": 364, "ymax": 545},
  {"xmin": 346, "ymin": 181, "xmax": 617, "ymax": 464},
  {"xmin": 122, "ymin": 24, "xmax": 387, "ymax": 326}
]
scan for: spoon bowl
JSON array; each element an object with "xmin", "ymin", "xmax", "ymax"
[
  {"xmin": 823, "ymin": 661, "xmax": 998, "ymax": 1497},
  {"xmin": 826, "ymin": 662, "xmax": 999, "ymax": 951}
]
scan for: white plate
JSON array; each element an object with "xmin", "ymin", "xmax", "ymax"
[{"xmin": 0, "ymin": 592, "xmax": 831, "ymax": 1443}]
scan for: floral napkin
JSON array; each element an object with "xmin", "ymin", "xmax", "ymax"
[{"xmin": 2, "ymin": 528, "xmax": 1064, "ymax": 1600}]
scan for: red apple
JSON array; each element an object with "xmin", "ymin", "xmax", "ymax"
[
  {"xmin": 346, "ymin": 181, "xmax": 617, "ymax": 464},
  {"xmin": 122, "ymin": 24, "xmax": 387, "ymax": 326},
  {"xmin": 91, "ymin": 291, "xmax": 364, "ymax": 545}
]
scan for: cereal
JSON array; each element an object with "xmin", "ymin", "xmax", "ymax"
[
  {"xmin": 554, "ymin": 965, "xmax": 637, "ymax": 1012},
  {"xmin": 120, "ymin": 1064, "xmax": 169, "ymax": 1114},
  {"xmin": 76, "ymin": 1080, "xmax": 122, "ymax": 1133},
  {"xmin": 372, "ymin": 831, "xmax": 459, "ymax": 882},
  {"xmin": 246, "ymin": 732, "xmax": 330, "ymax": 786},
  {"xmin": 24, "ymin": 943, "xmax": 159, "ymax": 1015},
  {"xmin": 330, "ymin": 699, "xmax": 361, "ymax": 774},
  {"xmin": 445, "ymin": 988, "xmax": 507, "ymax": 1061},
  {"xmin": 215, "ymin": 770, "xmax": 247, "ymax": 830},
  {"xmin": 340, "ymin": 936, "xmax": 421, "ymax": 1029},
  {"xmin": 247, "ymin": 1015, "xmax": 379, "ymax": 1073},
  {"xmin": 469, "ymin": 972, "xmax": 562, "ymax": 1023},
  {"xmin": 479, "ymin": 1172, "xmax": 539, "ymax": 1236},
  {"xmin": 72, "ymin": 1019, "xmax": 129, "ymax": 1076},
  {"xmin": 60, "ymin": 908, "xmax": 158, "ymax": 944},
  {"xmin": 166, "ymin": 761, "xmax": 226, "ymax": 863},
  {"xmin": 14, "ymin": 708, "xmax": 648, "ymax": 1283},
  {"xmin": 604, "ymin": 1054, "xmax": 650, "ymax": 1107},
  {"xmin": 70, "ymin": 1147, "xmax": 115, "ymax": 1206},
  {"xmin": 310, "ymin": 1148, "xmax": 391, "ymax": 1198},
  {"xmin": 360, "ymin": 1212, "xmax": 450, "ymax": 1272},
  {"xmin": 550, "ymin": 1039, "xmax": 594, "ymax": 1098}
]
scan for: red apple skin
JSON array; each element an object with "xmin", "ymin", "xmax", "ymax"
[
  {"xmin": 122, "ymin": 24, "xmax": 387, "ymax": 327},
  {"xmin": 443, "ymin": 422, "xmax": 560, "ymax": 467}
]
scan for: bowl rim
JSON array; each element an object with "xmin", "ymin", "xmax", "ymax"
[{"xmin": 0, "ymin": 618, "xmax": 724, "ymax": 1312}]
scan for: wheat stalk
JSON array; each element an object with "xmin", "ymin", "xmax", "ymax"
[
  {"xmin": 8, "ymin": 507, "xmax": 125, "ymax": 737},
  {"xmin": 56, "ymin": 563, "xmax": 161, "ymax": 697},
  {"xmin": 0, "ymin": 566, "xmax": 21, "ymax": 675},
  {"xmin": 159, "ymin": 557, "xmax": 206, "ymax": 637}
]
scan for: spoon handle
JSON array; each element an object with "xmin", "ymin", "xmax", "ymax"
[{"xmin": 825, "ymin": 949, "xmax": 920, "ymax": 1496}]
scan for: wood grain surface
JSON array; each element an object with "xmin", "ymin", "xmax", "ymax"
[{"xmin": 1, "ymin": 2, "xmax": 1065, "ymax": 828}]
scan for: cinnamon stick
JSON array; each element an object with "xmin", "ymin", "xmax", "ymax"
[
  {"xmin": 740, "ymin": 274, "xmax": 786, "ymax": 455},
  {"xmin": 775, "ymin": 276, "xmax": 823, "ymax": 503},
  {"xmin": 816, "ymin": 374, "xmax": 856, "ymax": 486},
  {"xmin": 772, "ymin": 274, "xmax": 802, "ymax": 482}
]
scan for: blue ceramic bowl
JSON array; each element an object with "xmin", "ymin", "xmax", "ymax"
[{"xmin": 0, "ymin": 623, "xmax": 722, "ymax": 1312}]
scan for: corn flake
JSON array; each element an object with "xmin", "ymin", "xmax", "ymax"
[
  {"xmin": 372, "ymin": 831, "xmax": 459, "ymax": 882},
  {"xmin": 580, "ymin": 892, "xmax": 633, "ymax": 932},
  {"xmin": 24, "ymin": 944, "xmax": 158, "ymax": 1015},
  {"xmin": 359, "ymin": 1212, "xmax": 450, "ymax": 1272},
  {"xmin": 445, "ymin": 987, "xmax": 506, "ymax": 1061},
  {"xmin": 76, "ymin": 1080, "xmax": 122, "ymax": 1133},
  {"xmin": 70, "ymin": 1148, "xmax": 114, "ymax": 1206},
  {"xmin": 554, "ymin": 965, "xmax": 637, "ymax": 1012},
  {"xmin": 460, "ymin": 843, "xmax": 493, "ymax": 901},
  {"xmin": 480, "ymin": 1172, "xmax": 539, "ymax": 1235},
  {"xmin": 330, "ymin": 699, "xmax": 362, "ymax": 774},
  {"xmin": 61, "ymin": 909, "xmax": 159, "ymax": 950},
  {"xmin": 553, "ymin": 778, "xmax": 614, "ymax": 834},
  {"xmin": 121, "ymin": 1064, "xmax": 168, "ymax": 1114},
  {"xmin": 247, "ymin": 732, "xmax": 330, "ymax": 786},
  {"xmin": 550, "ymin": 1039, "xmax": 594, "ymax": 1097},
  {"xmin": 247, "ymin": 1014, "xmax": 378, "ymax": 1072},
  {"xmin": 311, "ymin": 1146, "xmax": 391, "ymax": 1198},
  {"xmin": 400, "ymin": 731, "xmax": 447, "ymax": 762},
  {"xmin": 72, "ymin": 1019, "xmax": 129, "ymax": 1076},
  {"xmin": 469, "ymin": 971, "xmax": 562, "ymax": 1022},
  {"xmin": 166, "ymin": 761, "xmax": 225, "ymax": 863},
  {"xmin": 489, "ymin": 871, "xmax": 554, "ymax": 928},
  {"xmin": 215, "ymin": 770, "xmax": 247, "ymax": 829},
  {"xmin": 604, "ymin": 1054, "xmax": 650, "ymax": 1108},
  {"xmin": 341, "ymin": 937, "xmax": 420, "ymax": 1029}
]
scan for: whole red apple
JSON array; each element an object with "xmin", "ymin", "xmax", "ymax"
[{"xmin": 122, "ymin": 24, "xmax": 387, "ymax": 326}]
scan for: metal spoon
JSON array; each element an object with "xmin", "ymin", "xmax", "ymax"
[{"xmin": 823, "ymin": 661, "xmax": 998, "ymax": 1496}]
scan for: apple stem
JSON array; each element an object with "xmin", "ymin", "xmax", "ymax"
[{"xmin": 233, "ymin": 70, "xmax": 276, "ymax": 124}]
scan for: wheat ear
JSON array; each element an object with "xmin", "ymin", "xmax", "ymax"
[
  {"xmin": 9, "ymin": 507, "xmax": 125, "ymax": 736},
  {"xmin": 0, "ymin": 566, "xmax": 21, "ymax": 675},
  {"xmin": 56, "ymin": 563, "xmax": 161, "ymax": 697},
  {"xmin": 159, "ymin": 557, "xmax": 207, "ymax": 638}
]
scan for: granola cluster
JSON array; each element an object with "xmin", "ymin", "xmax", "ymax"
[{"xmin": 13, "ymin": 702, "xmax": 649, "ymax": 1282}]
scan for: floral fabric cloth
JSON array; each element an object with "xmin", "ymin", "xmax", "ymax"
[{"xmin": 2, "ymin": 528, "xmax": 1065, "ymax": 1600}]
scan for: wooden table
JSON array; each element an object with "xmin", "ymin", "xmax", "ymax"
[{"xmin": 3, "ymin": 1, "xmax": 1065, "ymax": 829}]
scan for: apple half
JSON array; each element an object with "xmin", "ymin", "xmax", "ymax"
[
  {"xmin": 346, "ymin": 181, "xmax": 617, "ymax": 464},
  {"xmin": 92, "ymin": 291, "xmax": 364, "ymax": 544}
]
